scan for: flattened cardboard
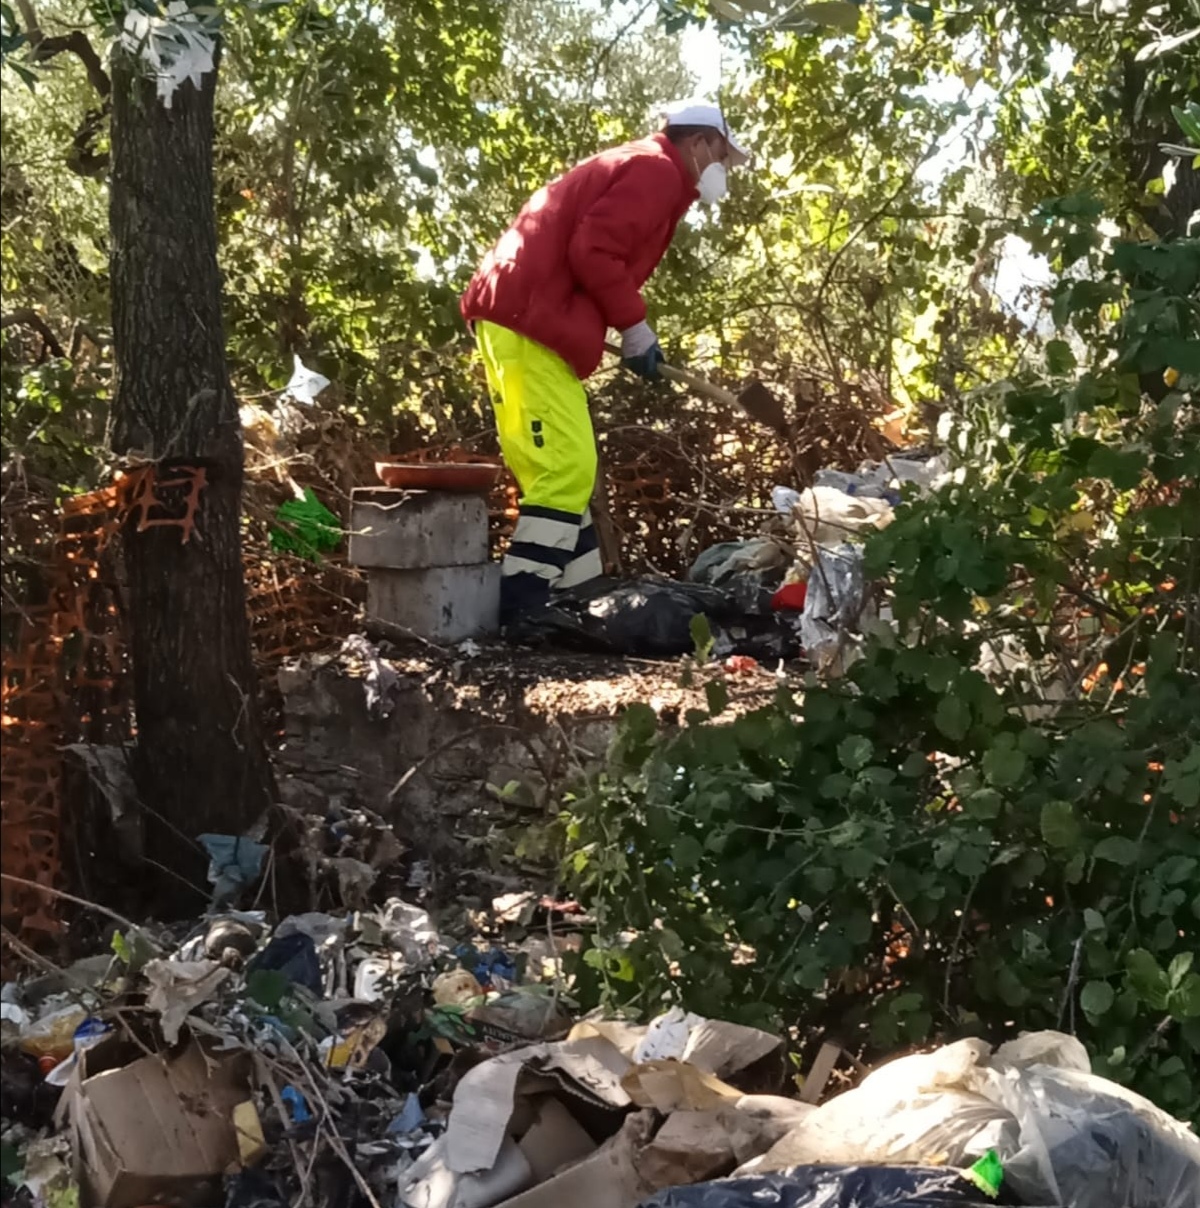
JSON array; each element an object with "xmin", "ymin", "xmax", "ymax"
[
  {"xmin": 680, "ymin": 1019, "xmax": 783, "ymax": 1079},
  {"xmin": 634, "ymin": 1109, "xmax": 736, "ymax": 1191},
  {"xmin": 445, "ymin": 1036, "xmax": 631, "ymax": 1174},
  {"xmin": 64, "ymin": 1036, "xmax": 249, "ymax": 1208},
  {"xmin": 516, "ymin": 1096, "xmax": 597, "ymax": 1184},
  {"xmin": 621, "ymin": 1060, "xmax": 743, "ymax": 1113},
  {"xmin": 493, "ymin": 1111, "xmax": 658, "ymax": 1208}
]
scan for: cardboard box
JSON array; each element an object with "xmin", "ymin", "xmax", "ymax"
[
  {"xmin": 516, "ymin": 1096, "xmax": 597, "ymax": 1184},
  {"xmin": 494, "ymin": 1111, "xmax": 658, "ymax": 1208},
  {"xmin": 60, "ymin": 1036, "xmax": 250, "ymax": 1208}
]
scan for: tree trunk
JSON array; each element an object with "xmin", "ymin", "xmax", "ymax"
[{"xmin": 108, "ymin": 46, "xmax": 276, "ymax": 896}]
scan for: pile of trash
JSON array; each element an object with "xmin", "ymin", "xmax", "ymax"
[
  {"xmin": 0, "ymin": 887, "xmax": 588, "ymax": 1208},
  {"xmin": 519, "ymin": 454, "xmax": 947, "ymax": 668},
  {"xmin": 3, "ymin": 868, "xmax": 1198, "ymax": 1208}
]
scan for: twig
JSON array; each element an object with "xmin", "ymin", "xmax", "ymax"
[
  {"xmin": 14, "ymin": 0, "xmax": 111, "ymax": 96},
  {"xmin": 1057, "ymin": 934, "xmax": 1084, "ymax": 1034},
  {"xmin": 0, "ymin": 925, "xmax": 107, "ymax": 997},
  {"xmin": 0, "ymin": 873, "xmax": 147, "ymax": 936},
  {"xmin": 942, "ymin": 871, "xmax": 983, "ymax": 1023},
  {"xmin": 1, "ymin": 308, "xmax": 65, "ymax": 359}
]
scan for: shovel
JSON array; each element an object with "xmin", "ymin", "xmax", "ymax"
[{"xmin": 605, "ymin": 342, "xmax": 791, "ymax": 442}]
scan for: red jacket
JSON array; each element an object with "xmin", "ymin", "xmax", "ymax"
[{"xmin": 461, "ymin": 133, "xmax": 698, "ymax": 380}]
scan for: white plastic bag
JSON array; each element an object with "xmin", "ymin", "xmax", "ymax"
[{"xmin": 739, "ymin": 1032, "xmax": 1200, "ymax": 1208}]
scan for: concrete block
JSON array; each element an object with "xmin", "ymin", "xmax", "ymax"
[
  {"xmin": 349, "ymin": 489, "xmax": 489, "ymax": 570},
  {"xmin": 366, "ymin": 563, "xmax": 500, "ymax": 643}
]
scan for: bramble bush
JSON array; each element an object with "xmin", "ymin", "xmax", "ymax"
[{"xmin": 562, "ymin": 208, "xmax": 1200, "ymax": 1121}]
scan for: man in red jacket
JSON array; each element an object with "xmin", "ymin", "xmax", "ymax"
[{"xmin": 462, "ymin": 101, "xmax": 749, "ymax": 628}]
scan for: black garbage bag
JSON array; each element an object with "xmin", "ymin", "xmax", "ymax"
[
  {"xmin": 246, "ymin": 932, "xmax": 323, "ymax": 995},
  {"xmin": 636, "ymin": 1166, "xmax": 1033, "ymax": 1208},
  {"xmin": 522, "ymin": 577, "xmax": 798, "ymax": 659}
]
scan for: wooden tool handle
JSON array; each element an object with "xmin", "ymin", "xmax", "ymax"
[{"xmin": 603, "ymin": 342, "xmax": 740, "ymax": 408}]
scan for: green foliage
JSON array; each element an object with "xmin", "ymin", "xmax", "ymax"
[{"xmin": 565, "ymin": 208, "xmax": 1200, "ymax": 1119}]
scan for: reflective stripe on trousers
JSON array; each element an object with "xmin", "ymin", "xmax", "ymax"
[{"xmin": 475, "ymin": 320, "xmax": 603, "ymax": 617}]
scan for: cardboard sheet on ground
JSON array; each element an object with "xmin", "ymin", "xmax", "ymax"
[
  {"xmin": 59, "ymin": 1036, "xmax": 250, "ymax": 1208},
  {"xmin": 445, "ymin": 1035, "xmax": 632, "ymax": 1174},
  {"xmin": 570, "ymin": 1012, "xmax": 783, "ymax": 1082},
  {"xmin": 621, "ymin": 1060, "xmax": 743, "ymax": 1113}
]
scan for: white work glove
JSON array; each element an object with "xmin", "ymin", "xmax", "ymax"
[
  {"xmin": 619, "ymin": 321, "xmax": 665, "ymax": 380},
  {"xmin": 620, "ymin": 321, "xmax": 658, "ymax": 358}
]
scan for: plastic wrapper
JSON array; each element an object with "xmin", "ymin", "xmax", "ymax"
[
  {"xmin": 813, "ymin": 469, "xmax": 900, "ymax": 504},
  {"xmin": 797, "ymin": 544, "xmax": 866, "ymax": 677},
  {"xmin": 966, "ymin": 1060, "xmax": 1200, "ymax": 1208},
  {"xmin": 17, "ymin": 1004, "xmax": 88, "ymax": 1063},
  {"xmin": 688, "ymin": 540, "xmax": 788, "ymax": 615},
  {"xmin": 779, "ymin": 485, "xmax": 894, "ymax": 545},
  {"xmin": 637, "ymin": 1165, "xmax": 1026, "ymax": 1207}
]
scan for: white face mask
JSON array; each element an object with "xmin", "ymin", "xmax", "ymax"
[{"xmin": 696, "ymin": 161, "xmax": 728, "ymax": 205}]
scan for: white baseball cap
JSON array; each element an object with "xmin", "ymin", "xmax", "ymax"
[{"xmin": 659, "ymin": 99, "xmax": 750, "ymax": 167}]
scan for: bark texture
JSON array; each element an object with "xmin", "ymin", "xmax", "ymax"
[{"xmin": 109, "ymin": 47, "xmax": 275, "ymax": 891}]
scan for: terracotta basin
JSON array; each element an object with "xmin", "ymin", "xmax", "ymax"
[{"xmin": 374, "ymin": 461, "xmax": 501, "ymax": 494}]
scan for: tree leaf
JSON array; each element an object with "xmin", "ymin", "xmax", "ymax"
[
  {"xmin": 935, "ymin": 696, "xmax": 971, "ymax": 741},
  {"xmin": 983, "ymin": 743, "xmax": 1027, "ymax": 788},
  {"xmin": 705, "ymin": 678, "xmax": 729, "ymax": 717},
  {"xmin": 690, "ymin": 613, "xmax": 714, "ymax": 662},
  {"xmin": 1040, "ymin": 800, "xmax": 1080, "ymax": 848},
  {"xmin": 1046, "ymin": 339, "xmax": 1077, "ymax": 374},
  {"xmin": 1080, "ymin": 980, "xmax": 1115, "ymax": 1017},
  {"xmin": 1168, "ymin": 952, "xmax": 1194, "ymax": 989},
  {"xmin": 838, "ymin": 734, "xmax": 873, "ymax": 771},
  {"xmin": 1093, "ymin": 835, "xmax": 1139, "ymax": 865},
  {"xmin": 965, "ymin": 788, "xmax": 1002, "ymax": 819},
  {"xmin": 672, "ymin": 835, "xmax": 703, "ymax": 870}
]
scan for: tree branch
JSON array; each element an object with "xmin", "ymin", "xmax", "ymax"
[
  {"xmin": 1, "ymin": 308, "xmax": 66, "ymax": 359},
  {"xmin": 15, "ymin": 0, "xmax": 111, "ymax": 97}
]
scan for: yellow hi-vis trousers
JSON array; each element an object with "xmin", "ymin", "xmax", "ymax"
[{"xmin": 475, "ymin": 321, "xmax": 603, "ymax": 618}]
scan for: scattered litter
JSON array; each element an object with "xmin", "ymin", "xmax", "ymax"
[
  {"xmin": 269, "ymin": 487, "xmax": 341, "ymax": 561},
  {"xmin": 3, "ymin": 758, "xmax": 1193, "ymax": 1208},
  {"xmin": 342, "ymin": 633, "xmax": 402, "ymax": 719},
  {"xmin": 16, "ymin": 1003, "xmax": 89, "ymax": 1064},
  {"xmin": 279, "ymin": 1085, "xmax": 311, "ymax": 1124},
  {"xmin": 639, "ymin": 1165, "xmax": 1009, "ymax": 1207},
  {"xmin": 246, "ymin": 931, "xmax": 323, "ymax": 996},
  {"xmin": 527, "ymin": 578, "xmax": 798, "ymax": 660},
  {"xmin": 433, "ymin": 968, "xmax": 484, "ymax": 1006},
  {"xmin": 60, "ymin": 1035, "xmax": 250, "ymax": 1208},
  {"xmin": 199, "ymin": 833, "xmax": 269, "ymax": 904},
  {"xmin": 380, "ymin": 897, "xmax": 441, "ymax": 965},
  {"xmin": 145, "ymin": 959, "xmax": 231, "ymax": 1044},
  {"xmin": 740, "ymin": 1031, "xmax": 1200, "ymax": 1208},
  {"xmin": 798, "ymin": 543, "xmax": 867, "ymax": 678},
  {"xmin": 283, "ymin": 354, "xmax": 331, "ymax": 405}
]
